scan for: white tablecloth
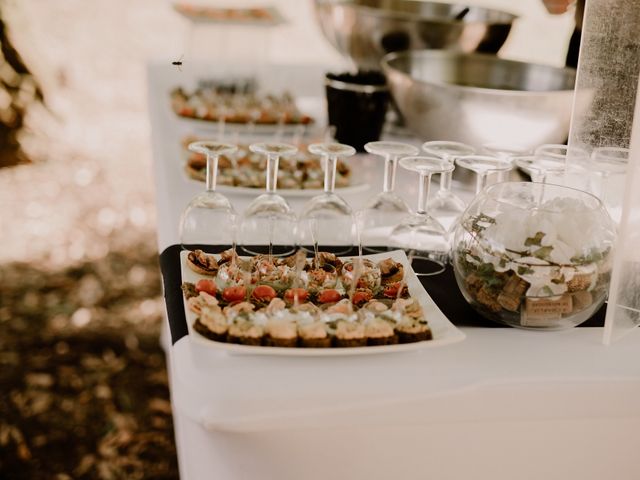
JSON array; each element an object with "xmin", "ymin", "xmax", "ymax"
[{"xmin": 148, "ymin": 63, "xmax": 640, "ymax": 480}]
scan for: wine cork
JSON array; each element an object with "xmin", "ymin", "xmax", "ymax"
[
  {"xmin": 476, "ymin": 287, "xmax": 502, "ymax": 313},
  {"xmin": 572, "ymin": 290, "xmax": 594, "ymax": 311},
  {"xmin": 525, "ymin": 295, "xmax": 573, "ymax": 318},
  {"xmin": 567, "ymin": 273, "xmax": 594, "ymax": 292},
  {"xmin": 497, "ymin": 275, "xmax": 529, "ymax": 312}
]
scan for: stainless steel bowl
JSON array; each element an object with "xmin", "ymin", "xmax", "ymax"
[
  {"xmin": 382, "ymin": 50, "xmax": 580, "ymax": 149},
  {"xmin": 314, "ymin": 0, "xmax": 516, "ymax": 70}
]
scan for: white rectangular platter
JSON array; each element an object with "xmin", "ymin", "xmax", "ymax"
[{"xmin": 180, "ymin": 250, "xmax": 465, "ymax": 356}]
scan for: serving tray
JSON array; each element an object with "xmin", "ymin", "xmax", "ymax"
[{"xmin": 180, "ymin": 250, "xmax": 466, "ymax": 356}]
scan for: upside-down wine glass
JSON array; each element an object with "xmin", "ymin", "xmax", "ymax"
[
  {"xmin": 390, "ymin": 156, "xmax": 455, "ymax": 276},
  {"xmin": 239, "ymin": 142, "xmax": 298, "ymax": 258},
  {"xmin": 533, "ymin": 144, "xmax": 589, "ymax": 184},
  {"xmin": 180, "ymin": 141, "xmax": 238, "ymax": 252},
  {"xmin": 422, "ymin": 140, "xmax": 476, "ymax": 226},
  {"xmin": 481, "ymin": 142, "xmax": 531, "ymax": 183},
  {"xmin": 455, "ymin": 155, "xmax": 513, "ymax": 196},
  {"xmin": 299, "ymin": 142, "xmax": 357, "ymax": 256},
  {"xmin": 513, "ymin": 155, "xmax": 565, "ymax": 184},
  {"xmin": 358, "ymin": 141, "xmax": 419, "ymax": 252}
]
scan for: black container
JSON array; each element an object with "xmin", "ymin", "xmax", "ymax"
[{"xmin": 325, "ymin": 70, "xmax": 390, "ymax": 152}]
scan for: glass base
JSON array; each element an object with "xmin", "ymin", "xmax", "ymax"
[
  {"xmin": 181, "ymin": 244, "xmax": 235, "ymax": 255},
  {"xmin": 390, "ymin": 213, "xmax": 450, "ymax": 275},
  {"xmin": 300, "ymin": 244, "xmax": 354, "ymax": 256},
  {"xmin": 406, "ymin": 252, "xmax": 447, "ymax": 276},
  {"xmin": 239, "ymin": 244, "xmax": 297, "ymax": 257},
  {"xmin": 362, "ymin": 244, "xmax": 396, "ymax": 254}
]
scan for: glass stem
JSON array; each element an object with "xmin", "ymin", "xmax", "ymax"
[
  {"xmin": 266, "ymin": 154, "xmax": 279, "ymax": 193},
  {"xmin": 206, "ymin": 153, "xmax": 218, "ymax": 192},
  {"xmin": 475, "ymin": 172, "xmax": 487, "ymax": 195},
  {"xmin": 324, "ymin": 154, "xmax": 337, "ymax": 193},
  {"xmin": 268, "ymin": 214, "xmax": 274, "ymax": 263},
  {"xmin": 382, "ymin": 155, "xmax": 397, "ymax": 193},
  {"xmin": 440, "ymin": 170, "xmax": 452, "ymax": 192},
  {"xmin": 310, "ymin": 218, "xmax": 319, "ymax": 265},
  {"xmin": 417, "ymin": 172, "xmax": 432, "ymax": 215}
]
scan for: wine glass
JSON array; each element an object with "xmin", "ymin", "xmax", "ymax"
[
  {"xmin": 532, "ymin": 144, "xmax": 589, "ymax": 183},
  {"xmin": 239, "ymin": 142, "xmax": 298, "ymax": 258},
  {"xmin": 180, "ymin": 141, "xmax": 238, "ymax": 252},
  {"xmin": 359, "ymin": 141, "xmax": 419, "ymax": 252},
  {"xmin": 455, "ymin": 155, "xmax": 513, "ymax": 195},
  {"xmin": 390, "ymin": 156, "xmax": 455, "ymax": 276},
  {"xmin": 422, "ymin": 140, "xmax": 476, "ymax": 224},
  {"xmin": 299, "ymin": 142, "xmax": 356, "ymax": 256},
  {"xmin": 481, "ymin": 142, "xmax": 531, "ymax": 183},
  {"xmin": 482, "ymin": 143, "xmax": 531, "ymax": 159},
  {"xmin": 535, "ymin": 144, "xmax": 589, "ymax": 161},
  {"xmin": 513, "ymin": 155, "xmax": 564, "ymax": 183}
]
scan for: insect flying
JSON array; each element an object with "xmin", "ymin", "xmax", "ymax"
[{"xmin": 172, "ymin": 54, "xmax": 184, "ymax": 71}]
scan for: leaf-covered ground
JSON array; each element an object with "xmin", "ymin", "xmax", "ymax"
[{"xmin": 0, "ymin": 246, "xmax": 179, "ymax": 479}]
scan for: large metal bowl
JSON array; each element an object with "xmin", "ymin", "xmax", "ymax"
[
  {"xmin": 381, "ymin": 50, "xmax": 580, "ymax": 148},
  {"xmin": 314, "ymin": 0, "xmax": 516, "ymax": 70}
]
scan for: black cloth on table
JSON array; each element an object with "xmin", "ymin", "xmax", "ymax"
[{"xmin": 159, "ymin": 244, "xmax": 606, "ymax": 345}]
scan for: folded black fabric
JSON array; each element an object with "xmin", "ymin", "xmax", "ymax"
[{"xmin": 159, "ymin": 245, "xmax": 606, "ymax": 345}]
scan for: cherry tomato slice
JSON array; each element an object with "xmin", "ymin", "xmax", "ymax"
[
  {"xmin": 383, "ymin": 283, "xmax": 399, "ymax": 298},
  {"xmin": 317, "ymin": 289, "xmax": 342, "ymax": 304},
  {"xmin": 222, "ymin": 286, "xmax": 247, "ymax": 303},
  {"xmin": 352, "ymin": 290, "xmax": 373, "ymax": 306},
  {"xmin": 252, "ymin": 285, "xmax": 277, "ymax": 302},
  {"xmin": 195, "ymin": 279, "xmax": 217, "ymax": 296},
  {"xmin": 284, "ymin": 288, "xmax": 309, "ymax": 304}
]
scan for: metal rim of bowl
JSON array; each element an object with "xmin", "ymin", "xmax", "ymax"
[
  {"xmin": 380, "ymin": 50, "xmax": 577, "ymax": 96},
  {"xmin": 325, "ymin": 76, "xmax": 389, "ymax": 94},
  {"xmin": 316, "ymin": 0, "xmax": 518, "ymax": 25}
]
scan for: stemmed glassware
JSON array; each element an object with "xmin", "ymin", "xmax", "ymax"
[
  {"xmin": 522, "ymin": 144, "xmax": 589, "ymax": 183},
  {"xmin": 535, "ymin": 144, "xmax": 589, "ymax": 162},
  {"xmin": 482, "ymin": 143, "xmax": 531, "ymax": 159},
  {"xmin": 358, "ymin": 141, "xmax": 419, "ymax": 252},
  {"xmin": 299, "ymin": 142, "xmax": 357, "ymax": 255},
  {"xmin": 180, "ymin": 141, "xmax": 238, "ymax": 251},
  {"xmin": 455, "ymin": 155, "xmax": 513, "ymax": 195},
  {"xmin": 390, "ymin": 156, "xmax": 455, "ymax": 276},
  {"xmin": 481, "ymin": 143, "xmax": 531, "ymax": 182},
  {"xmin": 422, "ymin": 141, "xmax": 476, "ymax": 225},
  {"xmin": 239, "ymin": 142, "xmax": 298, "ymax": 258},
  {"xmin": 513, "ymin": 155, "xmax": 565, "ymax": 183}
]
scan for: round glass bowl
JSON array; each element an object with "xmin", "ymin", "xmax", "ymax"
[{"xmin": 452, "ymin": 182, "xmax": 616, "ymax": 330}]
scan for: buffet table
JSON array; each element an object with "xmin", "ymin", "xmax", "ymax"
[{"xmin": 148, "ymin": 63, "xmax": 640, "ymax": 480}]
